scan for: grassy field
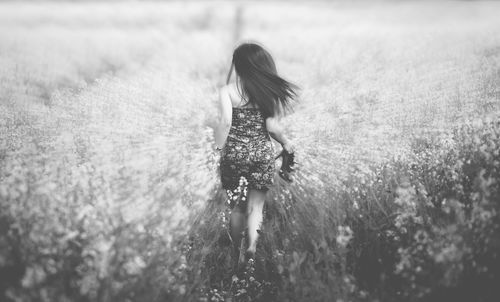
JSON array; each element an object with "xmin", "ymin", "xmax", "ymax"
[{"xmin": 1, "ymin": 1, "xmax": 499, "ymax": 301}]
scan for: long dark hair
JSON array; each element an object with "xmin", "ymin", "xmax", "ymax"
[{"xmin": 226, "ymin": 43, "xmax": 298, "ymax": 118}]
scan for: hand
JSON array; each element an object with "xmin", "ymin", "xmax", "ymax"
[{"xmin": 278, "ymin": 150, "xmax": 296, "ymax": 183}]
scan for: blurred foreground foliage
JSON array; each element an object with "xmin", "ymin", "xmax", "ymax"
[{"xmin": 1, "ymin": 116, "xmax": 498, "ymax": 302}]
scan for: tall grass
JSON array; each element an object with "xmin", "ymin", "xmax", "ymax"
[{"xmin": 1, "ymin": 1, "xmax": 499, "ymax": 302}]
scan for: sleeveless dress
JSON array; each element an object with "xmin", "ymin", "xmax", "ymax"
[{"xmin": 220, "ymin": 107, "xmax": 275, "ymax": 199}]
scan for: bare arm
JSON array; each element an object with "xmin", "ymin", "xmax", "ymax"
[
  {"xmin": 214, "ymin": 86, "xmax": 232, "ymax": 148},
  {"xmin": 265, "ymin": 117, "xmax": 295, "ymax": 153}
]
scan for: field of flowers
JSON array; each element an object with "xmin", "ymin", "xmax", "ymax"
[{"xmin": 1, "ymin": 1, "xmax": 499, "ymax": 301}]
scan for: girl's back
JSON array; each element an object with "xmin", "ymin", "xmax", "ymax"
[
  {"xmin": 220, "ymin": 83, "xmax": 275, "ymax": 192},
  {"xmin": 226, "ymin": 83, "xmax": 268, "ymax": 141}
]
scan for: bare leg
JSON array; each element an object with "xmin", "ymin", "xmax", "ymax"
[
  {"xmin": 246, "ymin": 189, "xmax": 266, "ymax": 254},
  {"xmin": 230, "ymin": 203, "xmax": 246, "ymax": 257}
]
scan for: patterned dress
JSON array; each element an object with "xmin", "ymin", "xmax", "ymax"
[{"xmin": 220, "ymin": 107, "xmax": 275, "ymax": 202}]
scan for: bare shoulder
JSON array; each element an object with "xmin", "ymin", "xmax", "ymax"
[
  {"xmin": 220, "ymin": 83, "xmax": 235, "ymax": 96},
  {"xmin": 220, "ymin": 83, "xmax": 238, "ymax": 106},
  {"xmin": 219, "ymin": 84, "xmax": 230, "ymax": 95}
]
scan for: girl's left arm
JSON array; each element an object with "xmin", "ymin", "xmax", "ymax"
[
  {"xmin": 266, "ymin": 116, "xmax": 295, "ymax": 153},
  {"xmin": 214, "ymin": 86, "xmax": 232, "ymax": 149}
]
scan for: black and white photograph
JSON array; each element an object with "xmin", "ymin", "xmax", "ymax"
[{"xmin": 0, "ymin": 0, "xmax": 499, "ymax": 301}]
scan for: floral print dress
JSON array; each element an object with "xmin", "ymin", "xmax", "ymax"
[{"xmin": 220, "ymin": 107, "xmax": 275, "ymax": 205}]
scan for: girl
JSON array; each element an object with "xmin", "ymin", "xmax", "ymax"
[{"xmin": 213, "ymin": 42, "xmax": 298, "ymax": 269}]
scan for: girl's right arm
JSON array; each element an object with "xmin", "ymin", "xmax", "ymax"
[
  {"xmin": 214, "ymin": 86, "xmax": 233, "ymax": 149},
  {"xmin": 265, "ymin": 117, "xmax": 294, "ymax": 153}
]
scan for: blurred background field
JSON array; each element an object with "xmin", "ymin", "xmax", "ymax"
[{"xmin": 0, "ymin": 1, "xmax": 499, "ymax": 301}]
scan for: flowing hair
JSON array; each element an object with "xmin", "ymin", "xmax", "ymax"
[{"xmin": 226, "ymin": 43, "xmax": 298, "ymax": 118}]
